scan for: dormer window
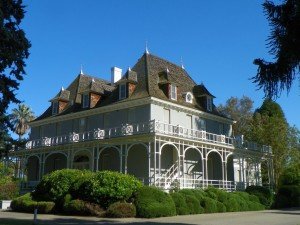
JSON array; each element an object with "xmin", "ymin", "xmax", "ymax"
[
  {"xmin": 170, "ymin": 84, "xmax": 177, "ymax": 100},
  {"xmin": 185, "ymin": 92, "xmax": 193, "ymax": 103},
  {"xmin": 82, "ymin": 93, "xmax": 89, "ymax": 108},
  {"xmin": 207, "ymin": 96, "xmax": 213, "ymax": 111},
  {"xmin": 52, "ymin": 101, "xmax": 58, "ymax": 115},
  {"xmin": 119, "ymin": 84, "xmax": 126, "ymax": 99}
]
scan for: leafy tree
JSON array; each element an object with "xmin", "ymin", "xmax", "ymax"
[
  {"xmin": 285, "ymin": 125, "xmax": 300, "ymax": 170},
  {"xmin": 247, "ymin": 99, "xmax": 288, "ymax": 187},
  {"xmin": 0, "ymin": 0, "xmax": 31, "ymax": 155},
  {"xmin": 217, "ymin": 96, "xmax": 254, "ymax": 136},
  {"xmin": 253, "ymin": 0, "xmax": 300, "ymax": 98},
  {"xmin": 10, "ymin": 104, "xmax": 35, "ymax": 140}
]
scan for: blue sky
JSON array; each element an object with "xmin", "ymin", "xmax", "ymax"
[{"xmin": 14, "ymin": 0, "xmax": 299, "ymax": 129}]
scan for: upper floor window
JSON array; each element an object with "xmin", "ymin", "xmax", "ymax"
[
  {"xmin": 207, "ymin": 97, "xmax": 213, "ymax": 111},
  {"xmin": 170, "ymin": 84, "xmax": 177, "ymax": 100},
  {"xmin": 119, "ymin": 84, "xmax": 126, "ymax": 99},
  {"xmin": 52, "ymin": 101, "xmax": 58, "ymax": 115},
  {"xmin": 82, "ymin": 94, "xmax": 89, "ymax": 108},
  {"xmin": 185, "ymin": 92, "xmax": 193, "ymax": 103}
]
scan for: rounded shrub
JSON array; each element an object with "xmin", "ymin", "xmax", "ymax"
[
  {"xmin": 245, "ymin": 185, "xmax": 274, "ymax": 208},
  {"xmin": 170, "ymin": 192, "xmax": 189, "ymax": 215},
  {"xmin": 200, "ymin": 197, "xmax": 218, "ymax": 213},
  {"xmin": 223, "ymin": 195, "xmax": 240, "ymax": 212},
  {"xmin": 184, "ymin": 195, "xmax": 203, "ymax": 214},
  {"xmin": 63, "ymin": 199, "xmax": 104, "ymax": 216},
  {"xmin": 33, "ymin": 169, "xmax": 93, "ymax": 203},
  {"xmin": 11, "ymin": 193, "xmax": 55, "ymax": 214},
  {"xmin": 78, "ymin": 171, "xmax": 142, "ymax": 208},
  {"xmin": 134, "ymin": 186, "xmax": 176, "ymax": 218},
  {"xmin": 205, "ymin": 187, "xmax": 228, "ymax": 203},
  {"xmin": 106, "ymin": 202, "xmax": 136, "ymax": 218},
  {"xmin": 216, "ymin": 201, "xmax": 226, "ymax": 212}
]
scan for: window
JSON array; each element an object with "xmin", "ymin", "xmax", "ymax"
[
  {"xmin": 119, "ymin": 84, "xmax": 126, "ymax": 99},
  {"xmin": 52, "ymin": 101, "xmax": 58, "ymax": 115},
  {"xmin": 82, "ymin": 94, "xmax": 89, "ymax": 108},
  {"xmin": 170, "ymin": 84, "xmax": 177, "ymax": 100},
  {"xmin": 185, "ymin": 92, "xmax": 193, "ymax": 103},
  {"xmin": 207, "ymin": 97, "xmax": 213, "ymax": 111},
  {"xmin": 163, "ymin": 108, "xmax": 170, "ymax": 124}
]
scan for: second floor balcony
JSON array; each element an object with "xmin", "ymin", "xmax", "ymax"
[{"xmin": 25, "ymin": 120, "xmax": 272, "ymax": 153}]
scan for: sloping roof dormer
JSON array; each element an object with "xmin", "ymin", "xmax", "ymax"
[
  {"xmin": 116, "ymin": 68, "xmax": 138, "ymax": 99},
  {"xmin": 193, "ymin": 83, "xmax": 216, "ymax": 112},
  {"xmin": 49, "ymin": 88, "xmax": 70, "ymax": 115}
]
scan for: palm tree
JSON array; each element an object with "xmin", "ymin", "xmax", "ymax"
[{"xmin": 10, "ymin": 104, "xmax": 35, "ymax": 140}]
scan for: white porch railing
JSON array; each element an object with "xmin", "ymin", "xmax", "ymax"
[{"xmin": 25, "ymin": 120, "xmax": 271, "ymax": 153}]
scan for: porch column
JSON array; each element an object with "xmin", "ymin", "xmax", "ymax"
[
  {"xmin": 120, "ymin": 145, "xmax": 124, "ymax": 173},
  {"xmin": 148, "ymin": 142, "xmax": 151, "ymax": 185},
  {"xmin": 203, "ymin": 158, "xmax": 208, "ymax": 188},
  {"xmin": 95, "ymin": 145, "xmax": 100, "ymax": 171}
]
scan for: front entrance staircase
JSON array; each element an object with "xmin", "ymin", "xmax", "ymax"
[{"xmin": 156, "ymin": 162, "xmax": 180, "ymax": 189}]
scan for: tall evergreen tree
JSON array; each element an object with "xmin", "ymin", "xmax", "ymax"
[
  {"xmin": 0, "ymin": 0, "xmax": 30, "ymax": 156},
  {"xmin": 253, "ymin": 0, "xmax": 300, "ymax": 98},
  {"xmin": 247, "ymin": 99, "xmax": 288, "ymax": 187}
]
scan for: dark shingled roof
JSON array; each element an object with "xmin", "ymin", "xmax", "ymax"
[
  {"xmin": 34, "ymin": 53, "xmax": 228, "ymax": 121},
  {"xmin": 50, "ymin": 88, "xmax": 70, "ymax": 102}
]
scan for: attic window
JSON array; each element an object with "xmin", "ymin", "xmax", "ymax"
[
  {"xmin": 207, "ymin": 97, "xmax": 213, "ymax": 111},
  {"xmin": 52, "ymin": 101, "xmax": 58, "ymax": 115},
  {"xmin": 119, "ymin": 84, "xmax": 126, "ymax": 99},
  {"xmin": 82, "ymin": 94, "xmax": 89, "ymax": 108},
  {"xmin": 185, "ymin": 92, "xmax": 193, "ymax": 103},
  {"xmin": 170, "ymin": 84, "xmax": 177, "ymax": 100}
]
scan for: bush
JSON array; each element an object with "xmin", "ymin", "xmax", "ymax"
[
  {"xmin": 216, "ymin": 201, "xmax": 226, "ymax": 212},
  {"xmin": 63, "ymin": 199, "xmax": 104, "ymax": 216},
  {"xmin": 33, "ymin": 169, "xmax": 93, "ymax": 203},
  {"xmin": 223, "ymin": 195, "xmax": 240, "ymax": 212},
  {"xmin": 11, "ymin": 193, "xmax": 55, "ymax": 214},
  {"xmin": 170, "ymin": 192, "xmax": 189, "ymax": 215},
  {"xmin": 275, "ymin": 185, "xmax": 300, "ymax": 208},
  {"xmin": 106, "ymin": 202, "xmax": 136, "ymax": 218},
  {"xmin": 185, "ymin": 195, "xmax": 203, "ymax": 214},
  {"xmin": 0, "ymin": 176, "xmax": 19, "ymax": 200},
  {"xmin": 279, "ymin": 167, "xmax": 300, "ymax": 186},
  {"xmin": 200, "ymin": 197, "xmax": 218, "ymax": 213},
  {"xmin": 134, "ymin": 186, "xmax": 176, "ymax": 218},
  {"xmin": 245, "ymin": 185, "xmax": 274, "ymax": 208},
  {"xmin": 205, "ymin": 187, "xmax": 228, "ymax": 203},
  {"xmin": 78, "ymin": 171, "xmax": 142, "ymax": 208}
]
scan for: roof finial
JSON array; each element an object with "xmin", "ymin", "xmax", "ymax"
[
  {"xmin": 128, "ymin": 67, "xmax": 131, "ymax": 71},
  {"xmin": 166, "ymin": 67, "xmax": 170, "ymax": 73},
  {"xmin": 61, "ymin": 86, "xmax": 64, "ymax": 91},
  {"xmin": 145, "ymin": 40, "xmax": 149, "ymax": 54},
  {"xmin": 80, "ymin": 64, "xmax": 84, "ymax": 75},
  {"xmin": 180, "ymin": 56, "xmax": 185, "ymax": 70}
]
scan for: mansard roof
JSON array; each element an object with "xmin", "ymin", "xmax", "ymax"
[{"xmin": 35, "ymin": 53, "xmax": 228, "ymax": 121}]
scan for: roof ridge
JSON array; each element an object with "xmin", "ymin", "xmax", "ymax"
[
  {"xmin": 147, "ymin": 53, "xmax": 197, "ymax": 86},
  {"xmin": 144, "ymin": 53, "xmax": 151, "ymax": 95}
]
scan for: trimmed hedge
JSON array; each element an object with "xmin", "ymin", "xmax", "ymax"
[
  {"xmin": 11, "ymin": 193, "xmax": 55, "ymax": 214},
  {"xmin": 33, "ymin": 169, "xmax": 142, "ymax": 208},
  {"xmin": 78, "ymin": 171, "xmax": 142, "ymax": 208},
  {"xmin": 170, "ymin": 192, "xmax": 189, "ymax": 215},
  {"xmin": 106, "ymin": 202, "xmax": 136, "ymax": 218},
  {"xmin": 201, "ymin": 197, "xmax": 218, "ymax": 213},
  {"xmin": 63, "ymin": 199, "xmax": 104, "ymax": 216},
  {"xmin": 134, "ymin": 186, "xmax": 176, "ymax": 218},
  {"xmin": 185, "ymin": 195, "xmax": 203, "ymax": 214},
  {"xmin": 245, "ymin": 185, "xmax": 274, "ymax": 208},
  {"xmin": 32, "ymin": 169, "xmax": 93, "ymax": 203}
]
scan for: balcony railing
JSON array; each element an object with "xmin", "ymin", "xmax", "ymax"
[{"xmin": 24, "ymin": 120, "xmax": 271, "ymax": 153}]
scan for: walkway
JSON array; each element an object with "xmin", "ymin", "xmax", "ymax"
[{"xmin": 0, "ymin": 209, "xmax": 299, "ymax": 225}]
